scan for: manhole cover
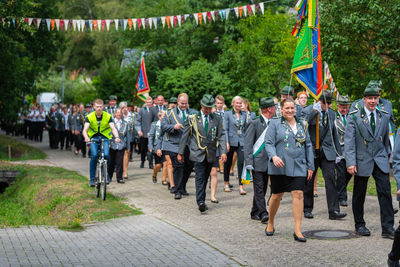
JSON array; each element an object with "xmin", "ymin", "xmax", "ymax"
[{"xmin": 303, "ymin": 230, "xmax": 359, "ymax": 240}]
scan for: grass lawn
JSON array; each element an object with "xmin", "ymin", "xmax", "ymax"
[
  {"xmin": 0, "ymin": 163, "xmax": 142, "ymax": 230},
  {"xmin": 0, "ymin": 135, "xmax": 46, "ymax": 161},
  {"xmin": 316, "ymin": 169, "xmax": 398, "ymax": 196}
]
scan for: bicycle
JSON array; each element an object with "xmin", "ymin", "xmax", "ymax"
[{"xmin": 88, "ymin": 138, "xmax": 108, "ymax": 200}]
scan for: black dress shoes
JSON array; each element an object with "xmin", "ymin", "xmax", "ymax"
[
  {"xmin": 182, "ymin": 191, "xmax": 189, "ymax": 196},
  {"xmin": 117, "ymin": 180, "xmax": 125, "ymax": 184},
  {"xmin": 265, "ymin": 228, "xmax": 275, "ymax": 236},
  {"xmin": 140, "ymin": 162, "xmax": 144, "ymax": 168},
  {"xmin": 170, "ymin": 187, "xmax": 176, "ymax": 194},
  {"xmin": 304, "ymin": 211, "xmax": 314, "ymax": 219},
  {"xmin": 293, "ymin": 233, "xmax": 307, "ymax": 242},
  {"xmin": 382, "ymin": 229, "xmax": 395, "ymax": 240},
  {"xmin": 251, "ymin": 215, "xmax": 261, "ymax": 221},
  {"xmin": 387, "ymin": 258, "xmax": 400, "ymax": 267},
  {"xmin": 329, "ymin": 211, "xmax": 347, "ymax": 220},
  {"xmin": 174, "ymin": 193, "xmax": 182, "ymax": 199},
  {"xmin": 339, "ymin": 200, "xmax": 348, "ymax": 207},
  {"xmin": 199, "ymin": 203, "xmax": 208, "ymax": 212},
  {"xmin": 355, "ymin": 226, "xmax": 371, "ymax": 236},
  {"xmin": 261, "ymin": 214, "xmax": 269, "ymax": 224}
]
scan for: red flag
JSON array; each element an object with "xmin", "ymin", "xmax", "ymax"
[{"xmin": 136, "ymin": 53, "xmax": 151, "ymax": 102}]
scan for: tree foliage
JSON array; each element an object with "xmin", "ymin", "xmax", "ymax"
[
  {"xmin": 37, "ymin": 71, "xmax": 96, "ymax": 104},
  {"xmin": 0, "ymin": 0, "xmax": 62, "ymax": 123},
  {"xmin": 320, "ymin": 0, "xmax": 400, "ymax": 99},
  {"xmin": 4, "ymin": 0, "xmax": 400, "ymax": 125}
]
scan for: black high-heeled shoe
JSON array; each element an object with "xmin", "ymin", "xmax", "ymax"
[
  {"xmin": 293, "ymin": 233, "xmax": 307, "ymax": 242},
  {"xmin": 265, "ymin": 228, "xmax": 275, "ymax": 236}
]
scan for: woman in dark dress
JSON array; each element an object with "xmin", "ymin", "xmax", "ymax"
[{"xmin": 264, "ymin": 99, "xmax": 314, "ymax": 242}]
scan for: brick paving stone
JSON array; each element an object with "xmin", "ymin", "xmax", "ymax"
[{"xmin": 0, "ymin": 215, "xmax": 239, "ymax": 266}]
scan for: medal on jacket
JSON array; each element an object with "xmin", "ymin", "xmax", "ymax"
[
  {"xmin": 284, "ymin": 129, "xmax": 289, "ymax": 150},
  {"xmin": 120, "ymin": 123, "xmax": 126, "ymax": 137},
  {"xmin": 210, "ymin": 126, "xmax": 217, "ymax": 140},
  {"xmin": 155, "ymin": 125, "xmax": 161, "ymax": 140},
  {"xmin": 236, "ymin": 117, "xmax": 244, "ymax": 135}
]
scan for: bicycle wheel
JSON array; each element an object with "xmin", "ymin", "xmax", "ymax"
[
  {"xmin": 100, "ymin": 160, "xmax": 107, "ymax": 200},
  {"xmin": 95, "ymin": 163, "xmax": 101, "ymax": 198}
]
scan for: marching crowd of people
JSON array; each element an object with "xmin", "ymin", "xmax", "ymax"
[{"xmin": 2, "ymin": 81, "xmax": 399, "ymax": 265}]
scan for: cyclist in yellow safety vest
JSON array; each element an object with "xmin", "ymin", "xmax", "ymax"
[{"xmin": 83, "ymin": 98, "xmax": 120, "ymax": 187}]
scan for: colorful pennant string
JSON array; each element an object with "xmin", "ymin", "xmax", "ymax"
[{"xmin": 0, "ymin": 1, "xmax": 275, "ymax": 32}]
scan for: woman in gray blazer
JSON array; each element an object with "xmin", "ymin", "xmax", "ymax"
[
  {"xmin": 264, "ymin": 98, "xmax": 314, "ymax": 242},
  {"xmin": 108, "ymin": 109, "xmax": 131, "ymax": 183},
  {"xmin": 148, "ymin": 111, "xmax": 166, "ymax": 184},
  {"xmin": 223, "ymin": 96, "xmax": 248, "ymax": 195}
]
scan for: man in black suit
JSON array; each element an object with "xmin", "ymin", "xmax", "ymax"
[
  {"xmin": 161, "ymin": 93, "xmax": 196, "ymax": 199},
  {"xmin": 301, "ymin": 90, "xmax": 346, "ymax": 220},
  {"xmin": 244, "ymin": 97, "xmax": 276, "ymax": 224}
]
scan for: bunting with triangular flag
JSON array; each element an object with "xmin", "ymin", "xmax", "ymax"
[{"xmin": 4, "ymin": 1, "xmax": 275, "ymax": 33}]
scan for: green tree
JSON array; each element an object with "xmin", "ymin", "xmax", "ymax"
[
  {"xmin": 92, "ymin": 59, "xmax": 137, "ymax": 103},
  {"xmin": 218, "ymin": 10, "xmax": 297, "ymax": 104},
  {"xmin": 37, "ymin": 71, "xmax": 96, "ymax": 104},
  {"xmin": 320, "ymin": 0, "xmax": 400, "ymax": 104},
  {"xmin": 0, "ymin": 0, "xmax": 62, "ymax": 123},
  {"xmin": 155, "ymin": 58, "xmax": 231, "ymax": 109}
]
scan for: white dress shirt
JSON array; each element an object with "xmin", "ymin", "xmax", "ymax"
[{"xmin": 364, "ymin": 106, "xmax": 377, "ymax": 124}]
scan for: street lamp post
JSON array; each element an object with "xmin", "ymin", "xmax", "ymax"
[{"xmin": 58, "ymin": 65, "xmax": 65, "ymax": 103}]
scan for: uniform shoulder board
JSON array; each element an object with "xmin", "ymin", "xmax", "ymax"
[
  {"xmin": 252, "ymin": 116, "xmax": 258, "ymax": 120},
  {"xmin": 348, "ymin": 110, "xmax": 358, "ymax": 115},
  {"xmin": 379, "ymin": 109, "xmax": 388, "ymax": 114}
]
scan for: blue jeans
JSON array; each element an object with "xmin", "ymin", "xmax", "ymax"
[{"xmin": 90, "ymin": 136, "xmax": 110, "ymax": 183}]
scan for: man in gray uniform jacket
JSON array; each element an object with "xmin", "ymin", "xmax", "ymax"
[
  {"xmin": 301, "ymin": 90, "xmax": 346, "ymax": 220},
  {"xmin": 345, "ymin": 83, "xmax": 395, "ymax": 238},
  {"xmin": 389, "ymin": 128, "xmax": 400, "ymax": 266},
  {"xmin": 161, "ymin": 93, "xmax": 196, "ymax": 199},
  {"xmin": 334, "ymin": 95, "xmax": 353, "ymax": 207},
  {"xmin": 178, "ymin": 94, "xmax": 227, "ymax": 212},
  {"xmin": 244, "ymin": 97, "xmax": 276, "ymax": 224},
  {"xmin": 350, "ymin": 81, "xmax": 394, "ymax": 128}
]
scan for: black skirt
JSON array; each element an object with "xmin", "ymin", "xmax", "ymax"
[
  {"xmin": 270, "ymin": 175, "xmax": 306, "ymax": 194},
  {"xmin": 153, "ymin": 153, "xmax": 166, "ymax": 164}
]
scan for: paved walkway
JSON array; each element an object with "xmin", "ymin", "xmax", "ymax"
[
  {"xmin": 0, "ymin": 216, "xmax": 237, "ymax": 267},
  {"xmin": 2, "ymin": 132, "xmax": 399, "ymax": 266}
]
